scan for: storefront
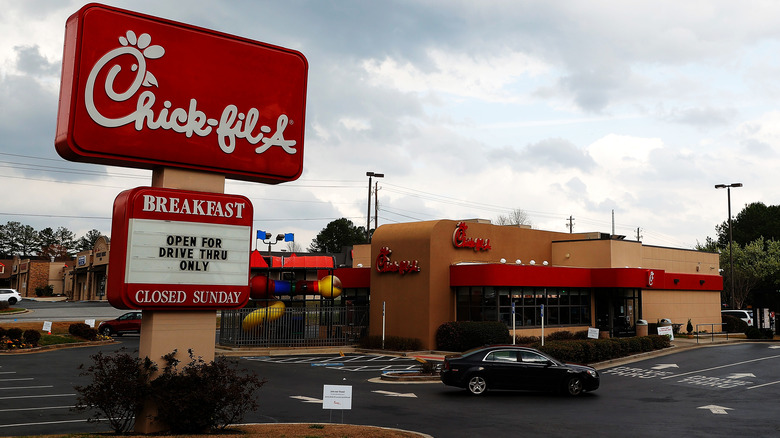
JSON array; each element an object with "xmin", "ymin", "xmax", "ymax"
[{"xmin": 335, "ymin": 219, "xmax": 722, "ymax": 350}]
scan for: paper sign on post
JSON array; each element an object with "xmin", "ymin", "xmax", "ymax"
[
  {"xmin": 42, "ymin": 321, "xmax": 52, "ymax": 333},
  {"xmin": 587, "ymin": 327, "xmax": 599, "ymax": 339},
  {"xmin": 322, "ymin": 385, "xmax": 352, "ymax": 410},
  {"xmin": 85, "ymin": 319, "xmax": 95, "ymax": 328}
]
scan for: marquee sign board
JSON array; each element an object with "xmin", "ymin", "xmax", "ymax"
[
  {"xmin": 107, "ymin": 187, "xmax": 253, "ymax": 310},
  {"xmin": 55, "ymin": 3, "xmax": 308, "ymax": 183}
]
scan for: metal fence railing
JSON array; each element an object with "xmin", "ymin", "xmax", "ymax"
[{"xmin": 219, "ymin": 304, "xmax": 369, "ymax": 348}]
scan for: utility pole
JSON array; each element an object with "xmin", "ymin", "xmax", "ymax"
[
  {"xmin": 374, "ymin": 180, "xmax": 381, "ymax": 231},
  {"xmin": 566, "ymin": 216, "xmax": 575, "ymax": 233},
  {"xmin": 635, "ymin": 227, "xmax": 642, "ymax": 242}
]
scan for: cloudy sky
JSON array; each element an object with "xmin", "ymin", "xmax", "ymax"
[{"xmin": 1, "ymin": 0, "xmax": 777, "ymax": 252}]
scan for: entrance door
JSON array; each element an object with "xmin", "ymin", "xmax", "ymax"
[{"xmin": 595, "ymin": 289, "xmax": 641, "ymax": 337}]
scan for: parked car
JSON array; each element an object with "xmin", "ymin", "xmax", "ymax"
[
  {"xmin": 98, "ymin": 311, "xmax": 142, "ymax": 336},
  {"xmin": 721, "ymin": 309, "xmax": 753, "ymax": 326},
  {"xmin": 440, "ymin": 345, "xmax": 599, "ymax": 396},
  {"xmin": 0, "ymin": 288, "xmax": 22, "ymax": 305}
]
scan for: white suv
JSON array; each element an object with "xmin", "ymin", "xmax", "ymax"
[
  {"xmin": 721, "ymin": 309, "xmax": 753, "ymax": 326},
  {"xmin": 0, "ymin": 289, "xmax": 22, "ymax": 305}
]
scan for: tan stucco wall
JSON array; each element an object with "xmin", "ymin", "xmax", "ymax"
[{"xmin": 642, "ymin": 290, "xmax": 722, "ymax": 331}]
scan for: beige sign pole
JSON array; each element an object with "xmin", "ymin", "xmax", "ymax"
[{"xmin": 134, "ymin": 168, "xmax": 225, "ymax": 434}]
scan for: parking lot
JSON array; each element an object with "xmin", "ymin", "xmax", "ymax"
[{"xmin": 2, "ymin": 338, "xmax": 780, "ymax": 437}]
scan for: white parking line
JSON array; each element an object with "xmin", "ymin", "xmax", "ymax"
[
  {"xmin": 0, "ymin": 393, "xmax": 75, "ymax": 400},
  {"xmin": 0, "ymin": 386, "xmax": 53, "ymax": 390},
  {"xmin": 747, "ymin": 380, "xmax": 780, "ymax": 390},
  {"xmin": 3, "ymin": 406, "xmax": 74, "ymax": 412},
  {"xmin": 660, "ymin": 354, "xmax": 780, "ymax": 380},
  {"xmin": 0, "ymin": 378, "xmax": 34, "ymax": 382},
  {"xmin": 0, "ymin": 418, "xmax": 97, "ymax": 429}
]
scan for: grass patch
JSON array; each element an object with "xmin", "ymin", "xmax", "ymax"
[{"xmin": 39, "ymin": 333, "xmax": 83, "ymax": 346}]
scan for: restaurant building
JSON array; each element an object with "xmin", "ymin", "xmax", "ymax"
[{"xmin": 335, "ymin": 219, "xmax": 722, "ymax": 350}]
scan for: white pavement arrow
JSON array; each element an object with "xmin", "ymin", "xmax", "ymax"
[
  {"xmin": 372, "ymin": 390, "xmax": 418, "ymax": 398},
  {"xmin": 698, "ymin": 405, "xmax": 733, "ymax": 415},
  {"xmin": 290, "ymin": 396, "xmax": 323, "ymax": 404},
  {"xmin": 769, "ymin": 345, "xmax": 780, "ymax": 349},
  {"xmin": 727, "ymin": 373, "xmax": 756, "ymax": 379},
  {"xmin": 651, "ymin": 364, "xmax": 679, "ymax": 370}
]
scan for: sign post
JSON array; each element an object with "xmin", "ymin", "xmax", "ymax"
[{"xmin": 541, "ymin": 304, "xmax": 545, "ymax": 346}]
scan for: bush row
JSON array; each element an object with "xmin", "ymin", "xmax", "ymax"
[
  {"xmin": 537, "ymin": 335, "xmax": 671, "ymax": 364},
  {"xmin": 435, "ymin": 321, "xmax": 511, "ymax": 352},
  {"xmin": 69, "ymin": 323, "xmax": 99, "ymax": 341},
  {"xmin": 0, "ymin": 327, "xmax": 42, "ymax": 349},
  {"xmin": 75, "ymin": 348, "xmax": 265, "ymax": 434},
  {"xmin": 359, "ymin": 335, "xmax": 423, "ymax": 351}
]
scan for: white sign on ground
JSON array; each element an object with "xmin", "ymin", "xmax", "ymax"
[
  {"xmin": 85, "ymin": 319, "xmax": 95, "ymax": 327},
  {"xmin": 657, "ymin": 325, "xmax": 674, "ymax": 340},
  {"xmin": 587, "ymin": 327, "xmax": 599, "ymax": 339},
  {"xmin": 323, "ymin": 385, "xmax": 352, "ymax": 410},
  {"xmin": 42, "ymin": 321, "xmax": 52, "ymax": 332}
]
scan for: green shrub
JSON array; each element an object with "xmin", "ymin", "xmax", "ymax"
[
  {"xmin": 745, "ymin": 327, "xmax": 774, "ymax": 339},
  {"xmin": 6, "ymin": 328, "xmax": 22, "ymax": 341},
  {"xmin": 74, "ymin": 348, "xmax": 158, "ymax": 433},
  {"xmin": 0, "ymin": 301, "xmax": 9, "ymax": 310},
  {"xmin": 69, "ymin": 323, "xmax": 98, "ymax": 341},
  {"xmin": 648, "ymin": 334, "xmax": 671, "ymax": 349},
  {"xmin": 0, "ymin": 327, "xmax": 7, "ymax": 338},
  {"xmin": 722, "ymin": 315, "xmax": 748, "ymax": 333},
  {"xmin": 545, "ymin": 330, "xmax": 574, "ymax": 341},
  {"xmin": 151, "ymin": 350, "xmax": 266, "ymax": 434},
  {"xmin": 514, "ymin": 335, "xmax": 540, "ymax": 345},
  {"xmin": 435, "ymin": 321, "xmax": 510, "ymax": 351},
  {"xmin": 639, "ymin": 336, "xmax": 654, "ymax": 352},
  {"xmin": 23, "ymin": 329, "xmax": 41, "ymax": 346}
]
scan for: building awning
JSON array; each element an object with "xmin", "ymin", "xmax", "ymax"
[{"xmin": 450, "ymin": 263, "xmax": 723, "ymax": 291}]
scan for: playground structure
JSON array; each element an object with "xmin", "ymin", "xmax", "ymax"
[{"xmin": 242, "ymin": 274, "xmax": 342, "ymax": 330}]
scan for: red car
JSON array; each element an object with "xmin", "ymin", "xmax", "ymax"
[{"xmin": 98, "ymin": 311, "xmax": 142, "ymax": 336}]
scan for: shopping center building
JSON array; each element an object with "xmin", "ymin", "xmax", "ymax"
[{"xmin": 336, "ymin": 219, "xmax": 722, "ymax": 350}]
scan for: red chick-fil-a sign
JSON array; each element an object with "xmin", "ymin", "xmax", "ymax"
[
  {"xmin": 375, "ymin": 247, "xmax": 421, "ymax": 275},
  {"xmin": 55, "ymin": 4, "xmax": 308, "ymax": 183},
  {"xmin": 452, "ymin": 222, "xmax": 491, "ymax": 251}
]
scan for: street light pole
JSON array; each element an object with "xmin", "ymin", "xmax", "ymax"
[
  {"xmin": 366, "ymin": 171, "xmax": 384, "ymax": 241},
  {"xmin": 715, "ymin": 182, "xmax": 743, "ymax": 309}
]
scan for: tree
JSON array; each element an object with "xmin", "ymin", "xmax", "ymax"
[
  {"xmin": 721, "ymin": 238, "xmax": 780, "ymax": 308},
  {"xmin": 694, "ymin": 236, "xmax": 719, "ymax": 253},
  {"xmin": 17, "ymin": 224, "xmax": 39, "ymax": 257},
  {"xmin": 285, "ymin": 240, "xmax": 303, "ymax": 253},
  {"xmin": 308, "ymin": 218, "xmax": 367, "ymax": 253},
  {"xmin": 716, "ymin": 202, "xmax": 780, "ymax": 247},
  {"xmin": 76, "ymin": 229, "xmax": 103, "ymax": 252},
  {"xmin": 494, "ymin": 208, "xmax": 533, "ymax": 227},
  {"xmin": 0, "ymin": 221, "xmax": 24, "ymax": 257}
]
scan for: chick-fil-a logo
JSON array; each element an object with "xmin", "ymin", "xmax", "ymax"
[
  {"xmin": 375, "ymin": 247, "xmax": 421, "ymax": 275},
  {"xmin": 452, "ymin": 222, "xmax": 491, "ymax": 251},
  {"xmin": 84, "ymin": 30, "xmax": 296, "ymax": 156}
]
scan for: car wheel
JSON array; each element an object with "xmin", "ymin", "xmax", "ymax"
[
  {"xmin": 8, "ymin": 297, "xmax": 16, "ymax": 305},
  {"xmin": 100, "ymin": 326, "xmax": 113, "ymax": 336},
  {"xmin": 467, "ymin": 375, "xmax": 488, "ymax": 395},
  {"xmin": 565, "ymin": 375, "xmax": 584, "ymax": 396}
]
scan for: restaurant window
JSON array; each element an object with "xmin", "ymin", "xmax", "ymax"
[{"xmin": 455, "ymin": 286, "xmax": 591, "ymax": 327}]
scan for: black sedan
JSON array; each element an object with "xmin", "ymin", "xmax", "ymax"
[{"xmin": 440, "ymin": 345, "xmax": 599, "ymax": 396}]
